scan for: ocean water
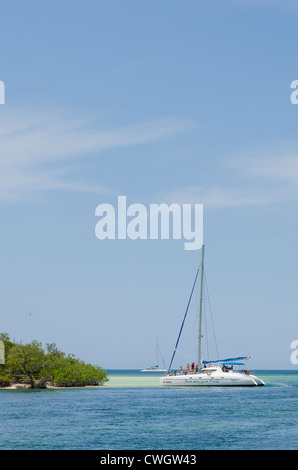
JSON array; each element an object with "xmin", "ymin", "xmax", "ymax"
[{"xmin": 0, "ymin": 370, "xmax": 297, "ymax": 450}]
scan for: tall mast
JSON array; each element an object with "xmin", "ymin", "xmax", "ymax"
[{"xmin": 198, "ymin": 244, "xmax": 205, "ymax": 367}]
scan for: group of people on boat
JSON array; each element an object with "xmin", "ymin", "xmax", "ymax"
[
  {"xmin": 181, "ymin": 362, "xmax": 199, "ymax": 374},
  {"xmin": 168, "ymin": 362, "xmax": 251, "ymax": 376},
  {"xmin": 172, "ymin": 362, "xmax": 202, "ymax": 375}
]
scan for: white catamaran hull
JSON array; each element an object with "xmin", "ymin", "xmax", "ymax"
[
  {"xmin": 248, "ymin": 374, "xmax": 265, "ymax": 386},
  {"xmin": 160, "ymin": 371, "xmax": 264, "ymax": 387}
]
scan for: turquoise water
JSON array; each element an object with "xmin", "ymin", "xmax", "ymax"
[{"xmin": 0, "ymin": 370, "xmax": 297, "ymax": 450}]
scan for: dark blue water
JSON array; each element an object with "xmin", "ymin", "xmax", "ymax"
[{"xmin": 0, "ymin": 370, "xmax": 297, "ymax": 450}]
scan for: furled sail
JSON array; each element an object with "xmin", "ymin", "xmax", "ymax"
[{"xmin": 202, "ymin": 356, "xmax": 250, "ymax": 364}]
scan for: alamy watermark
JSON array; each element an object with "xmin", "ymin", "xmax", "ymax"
[
  {"xmin": 290, "ymin": 80, "xmax": 298, "ymax": 104},
  {"xmin": 289, "ymin": 81, "xmax": 298, "ymax": 365},
  {"xmin": 0, "ymin": 81, "xmax": 5, "ymax": 104},
  {"xmin": 95, "ymin": 196, "xmax": 203, "ymax": 250},
  {"xmin": 290, "ymin": 340, "xmax": 298, "ymax": 365},
  {"xmin": 0, "ymin": 341, "xmax": 4, "ymax": 364}
]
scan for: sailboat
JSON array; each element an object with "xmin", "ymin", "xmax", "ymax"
[
  {"xmin": 160, "ymin": 245, "xmax": 265, "ymax": 387},
  {"xmin": 140, "ymin": 337, "xmax": 167, "ymax": 373}
]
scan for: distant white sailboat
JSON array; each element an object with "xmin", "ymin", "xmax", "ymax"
[
  {"xmin": 141, "ymin": 337, "xmax": 167, "ymax": 373},
  {"xmin": 160, "ymin": 245, "xmax": 265, "ymax": 387}
]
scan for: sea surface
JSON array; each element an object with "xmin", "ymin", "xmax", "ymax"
[{"xmin": 0, "ymin": 370, "xmax": 297, "ymax": 450}]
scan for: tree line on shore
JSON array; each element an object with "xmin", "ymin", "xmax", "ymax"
[{"xmin": 0, "ymin": 333, "xmax": 108, "ymax": 389}]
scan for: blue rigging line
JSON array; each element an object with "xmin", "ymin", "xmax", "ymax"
[{"xmin": 167, "ymin": 266, "xmax": 200, "ymax": 372}]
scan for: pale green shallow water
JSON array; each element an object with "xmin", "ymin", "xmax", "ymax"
[
  {"xmin": 104, "ymin": 373, "xmax": 160, "ymax": 387},
  {"xmin": 0, "ymin": 370, "xmax": 297, "ymax": 450}
]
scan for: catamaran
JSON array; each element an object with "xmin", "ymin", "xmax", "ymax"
[
  {"xmin": 160, "ymin": 245, "xmax": 265, "ymax": 387},
  {"xmin": 140, "ymin": 337, "xmax": 167, "ymax": 373}
]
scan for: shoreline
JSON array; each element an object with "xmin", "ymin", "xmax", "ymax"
[{"xmin": 0, "ymin": 383, "xmax": 103, "ymax": 390}]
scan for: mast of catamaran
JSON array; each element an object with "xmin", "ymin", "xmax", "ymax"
[
  {"xmin": 198, "ymin": 244, "xmax": 205, "ymax": 368},
  {"xmin": 155, "ymin": 336, "xmax": 159, "ymax": 366}
]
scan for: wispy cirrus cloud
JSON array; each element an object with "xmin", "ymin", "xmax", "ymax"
[
  {"xmin": 228, "ymin": 144, "xmax": 298, "ymax": 203},
  {"xmin": 240, "ymin": 155, "xmax": 298, "ymax": 183},
  {"xmin": 163, "ymin": 185, "xmax": 272, "ymax": 208},
  {"xmin": 159, "ymin": 143, "xmax": 298, "ymax": 209},
  {"xmin": 0, "ymin": 108, "xmax": 196, "ymax": 201},
  {"xmin": 2, "ymin": 107, "xmax": 296, "ymax": 209}
]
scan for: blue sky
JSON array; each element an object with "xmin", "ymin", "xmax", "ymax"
[{"xmin": 0, "ymin": 0, "xmax": 298, "ymax": 369}]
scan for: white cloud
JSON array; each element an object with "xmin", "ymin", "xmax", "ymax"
[
  {"xmin": 163, "ymin": 185, "xmax": 272, "ymax": 209},
  {"xmin": 0, "ymin": 108, "xmax": 195, "ymax": 201},
  {"xmin": 2, "ymin": 107, "xmax": 296, "ymax": 209},
  {"xmin": 243, "ymin": 155, "xmax": 298, "ymax": 183},
  {"xmin": 158, "ymin": 145, "xmax": 298, "ymax": 209},
  {"xmin": 220, "ymin": 144, "xmax": 298, "ymax": 206}
]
